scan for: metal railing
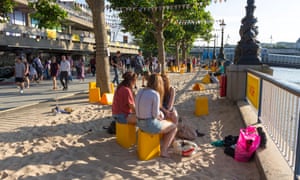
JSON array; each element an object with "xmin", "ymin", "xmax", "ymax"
[{"xmin": 246, "ymin": 69, "xmax": 300, "ymax": 178}]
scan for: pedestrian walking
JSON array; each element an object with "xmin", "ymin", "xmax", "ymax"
[
  {"xmin": 111, "ymin": 51, "xmax": 122, "ymax": 85},
  {"xmin": 14, "ymin": 56, "xmax": 26, "ymax": 94},
  {"xmin": 50, "ymin": 56, "xmax": 60, "ymax": 90},
  {"xmin": 60, "ymin": 55, "xmax": 71, "ymax": 90}
]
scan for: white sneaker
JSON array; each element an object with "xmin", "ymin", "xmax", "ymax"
[{"xmin": 20, "ymin": 90, "xmax": 24, "ymax": 94}]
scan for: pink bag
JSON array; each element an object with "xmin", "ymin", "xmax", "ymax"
[{"xmin": 234, "ymin": 126, "xmax": 261, "ymax": 162}]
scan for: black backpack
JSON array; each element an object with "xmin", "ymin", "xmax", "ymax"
[{"xmin": 107, "ymin": 121, "xmax": 116, "ymax": 134}]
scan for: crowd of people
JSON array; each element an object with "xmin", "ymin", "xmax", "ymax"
[{"xmin": 14, "ymin": 53, "xmax": 88, "ymax": 94}]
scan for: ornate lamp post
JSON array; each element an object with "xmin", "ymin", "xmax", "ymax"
[
  {"xmin": 217, "ymin": 19, "xmax": 226, "ymax": 61},
  {"xmin": 234, "ymin": 0, "xmax": 261, "ymax": 65},
  {"xmin": 213, "ymin": 34, "xmax": 217, "ymax": 60}
]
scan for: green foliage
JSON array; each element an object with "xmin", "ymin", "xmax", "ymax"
[
  {"xmin": 108, "ymin": 0, "xmax": 213, "ymax": 50},
  {"xmin": 0, "ymin": 0, "xmax": 15, "ymax": 23},
  {"xmin": 29, "ymin": 0, "xmax": 67, "ymax": 29}
]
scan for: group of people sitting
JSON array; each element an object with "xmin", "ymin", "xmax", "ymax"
[{"xmin": 112, "ymin": 71, "xmax": 178, "ymax": 158}]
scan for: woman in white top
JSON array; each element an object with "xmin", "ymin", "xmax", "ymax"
[{"xmin": 135, "ymin": 73, "xmax": 177, "ymax": 158}]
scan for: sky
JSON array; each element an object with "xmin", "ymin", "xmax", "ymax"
[
  {"xmin": 207, "ymin": 0, "xmax": 300, "ymax": 45},
  {"xmin": 76, "ymin": 0, "xmax": 300, "ymax": 45}
]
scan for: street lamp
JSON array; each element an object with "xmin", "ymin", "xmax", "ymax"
[
  {"xmin": 213, "ymin": 34, "xmax": 217, "ymax": 60},
  {"xmin": 217, "ymin": 19, "xmax": 226, "ymax": 61}
]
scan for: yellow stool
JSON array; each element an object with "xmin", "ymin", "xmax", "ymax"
[
  {"xmin": 100, "ymin": 93, "xmax": 114, "ymax": 105},
  {"xmin": 137, "ymin": 129, "xmax": 160, "ymax": 161},
  {"xmin": 89, "ymin": 87, "xmax": 101, "ymax": 103},
  {"xmin": 110, "ymin": 83, "xmax": 115, "ymax": 94},
  {"xmin": 192, "ymin": 83, "xmax": 205, "ymax": 91},
  {"xmin": 201, "ymin": 74, "xmax": 211, "ymax": 84},
  {"xmin": 195, "ymin": 96, "xmax": 209, "ymax": 116},
  {"xmin": 89, "ymin": 82, "xmax": 96, "ymax": 89},
  {"xmin": 116, "ymin": 122, "xmax": 136, "ymax": 148}
]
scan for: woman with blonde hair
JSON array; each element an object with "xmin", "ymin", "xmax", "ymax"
[{"xmin": 135, "ymin": 73, "xmax": 177, "ymax": 158}]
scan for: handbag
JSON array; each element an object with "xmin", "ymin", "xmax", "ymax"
[
  {"xmin": 234, "ymin": 126, "xmax": 261, "ymax": 162},
  {"xmin": 176, "ymin": 118, "xmax": 197, "ymax": 141}
]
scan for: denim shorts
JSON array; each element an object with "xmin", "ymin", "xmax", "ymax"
[
  {"xmin": 113, "ymin": 114, "xmax": 127, "ymax": 124},
  {"xmin": 137, "ymin": 118, "xmax": 162, "ymax": 134}
]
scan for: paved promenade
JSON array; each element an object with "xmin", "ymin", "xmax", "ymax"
[{"xmin": 0, "ymin": 76, "xmax": 95, "ymax": 112}]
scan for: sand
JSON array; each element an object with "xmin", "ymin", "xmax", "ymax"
[{"xmin": 0, "ymin": 71, "xmax": 260, "ymax": 180}]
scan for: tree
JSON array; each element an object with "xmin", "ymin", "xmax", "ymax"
[
  {"xmin": 0, "ymin": 0, "xmax": 15, "ymax": 23},
  {"xmin": 86, "ymin": 0, "xmax": 111, "ymax": 94},
  {"xmin": 108, "ymin": 0, "xmax": 213, "ymax": 74},
  {"xmin": 29, "ymin": 0, "xmax": 67, "ymax": 29}
]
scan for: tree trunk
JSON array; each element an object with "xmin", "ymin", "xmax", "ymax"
[
  {"xmin": 181, "ymin": 41, "xmax": 187, "ymax": 61},
  {"xmin": 155, "ymin": 30, "xmax": 166, "ymax": 74},
  {"xmin": 175, "ymin": 41, "xmax": 180, "ymax": 68},
  {"xmin": 153, "ymin": 9, "xmax": 166, "ymax": 74},
  {"xmin": 86, "ymin": 0, "xmax": 111, "ymax": 95}
]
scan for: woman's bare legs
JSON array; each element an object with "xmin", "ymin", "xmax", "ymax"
[
  {"xmin": 52, "ymin": 76, "xmax": 57, "ymax": 89},
  {"xmin": 160, "ymin": 120, "xmax": 177, "ymax": 157}
]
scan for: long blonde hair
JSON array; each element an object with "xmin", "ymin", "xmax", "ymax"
[{"xmin": 147, "ymin": 73, "xmax": 164, "ymax": 107}]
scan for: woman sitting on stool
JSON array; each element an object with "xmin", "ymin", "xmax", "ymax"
[
  {"xmin": 135, "ymin": 74, "xmax": 177, "ymax": 158},
  {"xmin": 112, "ymin": 71, "xmax": 137, "ymax": 124}
]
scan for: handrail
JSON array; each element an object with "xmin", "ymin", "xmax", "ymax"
[{"xmin": 247, "ymin": 68, "xmax": 300, "ymax": 96}]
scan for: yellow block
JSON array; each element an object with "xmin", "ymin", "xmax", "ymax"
[
  {"xmin": 89, "ymin": 88, "xmax": 101, "ymax": 103},
  {"xmin": 192, "ymin": 83, "xmax": 205, "ymax": 91},
  {"xmin": 116, "ymin": 122, "xmax": 136, "ymax": 148},
  {"xmin": 100, "ymin": 93, "xmax": 114, "ymax": 105},
  {"xmin": 180, "ymin": 68, "xmax": 185, "ymax": 74},
  {"xmin": 171, "ymin": 66, "xmax": 176, "ymax": 72},
  {"xmin": 201, "ymin": 74, "xmax": 211, "ymax": 84},
  {"xmin": 110, "ymin": 83, "xmax": 115, "ymax": 94},
  {"xmin": 195, "ymin": 96, "xmax": 209, "ymax": 116},
  {"xmin": 137, "ymin": 129, "xmax": 160, "ymax": 161},
  {"xmin": 89, "ymin": 82, "xmax": 96, "ymax": 89},
  {"xmin": 211, "ymin": 66, "xmax": 217, "ymax": 72}
]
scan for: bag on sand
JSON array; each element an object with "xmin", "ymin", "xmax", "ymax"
[
  {"xmin": 176, "ymin": 119, "xmax": 197, "ymax": 141},
  {"xmin": 107, "ymin": 121, "xmax": 116, "ymax": 134},
  {"xmin": 234, "ymin": 126, "xmax": 261, "ymax": 162}
]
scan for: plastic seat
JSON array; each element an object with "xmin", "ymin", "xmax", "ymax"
[
  {"xmin": 137, "ymin": 129, "xmax": 160, "ymax": 161},
  {"xmin": 116, "ymin": 122, "xmax": 136, "ymax": 148},
  {"xmin": 195, "ymin": 96, "xmax": 209, "ymax": 116}
]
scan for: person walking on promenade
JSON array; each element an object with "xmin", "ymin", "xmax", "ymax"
[
  {"xmin": 134, "ymin": 49, "xmax": 145, "ymax": 87},
  {"xmin": 125, "ymin": 56, "xmax": 131, "ymax": 71},
  {"xmin": 112, "ymin": 71, "xmax": 138, "ymax": 124},
  {"xmin": 76, "ymin": 57, "xmax": 85, "ymax": 82},
  {"xmin": 23, "ymin": 57, "xmax": 30, "ymax": 88},
  {"xmin": 67, "ymin": 55, "xmax": 74, "ymax": 81},
  {"xmin": 89, "ymin": 56, "xmax": 96, "ymax": 76},
  {"xmin": 135, "ymin": 73, "xmax": 177, "ymax": 158},
  {"xmin": 50, "ymin": 56, "xmax": 60, "ymax": 90},
  {"xmin": 15, "ymin": 56, "xmax": 26, "ymax": 94},
  {"xmin": 33, "ymin": 53, "xmax": 44, "ymax": 81},
  {"xmin": 111, "ymin": 51, "xmax": 122, "ymax": 85},
  {"xmin": 60, "ymin": 55, "xmax": 71, "ymax": 91}
]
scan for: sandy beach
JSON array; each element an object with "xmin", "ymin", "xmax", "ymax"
[{"xmin": 0, "ymin": 71, "xmax": 260, "ymax": 179}]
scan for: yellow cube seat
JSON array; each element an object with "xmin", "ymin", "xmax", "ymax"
[
  {"xmin": 100, "ymin": 93, "xmax": 114, "ymax": 105},
  {"xmin": 195, "ymin": 96, "xmax": 209, "ymax": 116},
  {"xmin": 116, "ymin": 122, "xmax": 136, "ymax": 148},
  {"xmin": 89, "ymin": 82, "xmax": 96, "ymax": 89},
  {"xmin": 137, "ymin": 129, "xmax": 160, "ymax": 161},
  {"xmin": 89, "ymin": 87, "xmax": 101, "ymax": 103}
]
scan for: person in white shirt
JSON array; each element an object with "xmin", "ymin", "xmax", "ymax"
[{"xmin": 60, "ymin": 55, "xmax": 71, "ymax": 90}]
